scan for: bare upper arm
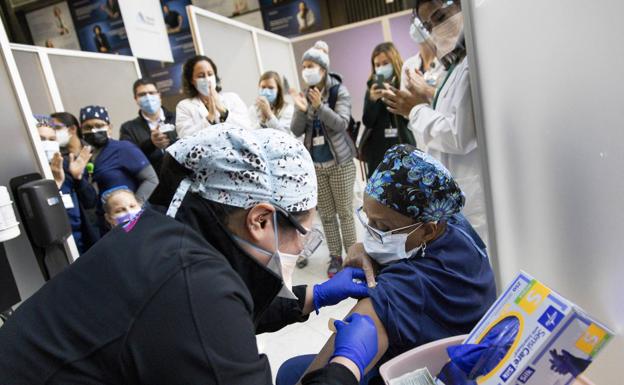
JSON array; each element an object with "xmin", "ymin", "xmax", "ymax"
[{"xmin": 295, "ymin": 298, "xmax": 389, "ymax": 385}]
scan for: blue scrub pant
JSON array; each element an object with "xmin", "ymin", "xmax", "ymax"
[{"xmin": 276, "ymin": 354, "xmax": 380, "ymax": 385}]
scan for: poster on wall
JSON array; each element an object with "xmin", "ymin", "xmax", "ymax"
[
  {"xmin": 118, "ymin": 0, "xmax": 173, "ymax": 62},
  {"xmin": 68, "ymin": 0, "xmax": 132, "ymax": 55},
  {"xmin": 26, "ymin": 2, "xmax": 81, "ymax": 50},
  {"xmin": 261, "ymin": 0, "xmax": 321, "ymax": 37},
  {"xmin": 192, "ymin": 0, "xmax": 260, "ymax": 18},
  {"xmin": 139, "ymin": 0, "xmax": 195, "ymax": 101}
]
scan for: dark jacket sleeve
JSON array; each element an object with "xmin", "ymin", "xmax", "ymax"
[
  {"xmin": 122, "ymin": 257, "xmax": 273, "ymax": 385},
  {"xmin": 362, "ymin": 90, "xmax": 385, "ymax": 129},
  {"xmin": 301, "ymin": 363, "xmax": 359, "ymax": 385},
  {"xmin": 255, "ymin": 285, "xmax": 310, "ymax": 334},
  {"xmin": 73, "ymin": 171, "xmax": 98, "ymax": 210},
  {"xmin": 120, "ymin": 121, "xmax": 161, "ymax": 164}
]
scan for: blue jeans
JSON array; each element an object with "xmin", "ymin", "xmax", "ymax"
[{"xmin": 276, "ymin": 354, "xmax": 380, "ymax": 385}]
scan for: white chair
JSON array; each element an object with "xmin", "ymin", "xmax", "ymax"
[{"xmin": 379, "ymin": 334, "xmax": 594, "ymax": 385}]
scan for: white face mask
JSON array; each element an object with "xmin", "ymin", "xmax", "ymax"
[
  {"xmin": 302, "ymin": 67, "xmax": 322, "ymax": 86},
  {"xmin": 357, "ymin": 207, "xmax": 424, "ymax": 265},
  {"xmin": 362, "ymin": 225, "xmax": 424, "ymax": 265},
  {"xmin": 41, "ymin": 140, "xmax": 60, "ymax": 162},
  {"xmin": 431, "ymin": 12, "xmax": 464, "ymax": 60},
  {"xmin": 409, "ymin": 18, "xmax": 430, "ymax": 43},
  {"xmin": 196, "ymin": 75, "xmax": 216, "ymax": 97},
  {"xmin": 234, "ymin": 212, "xmax": 300, "ymax": 299},
  {"xmin": 55, "ymin": 128, "xmax": 71, "ymax": 147}
]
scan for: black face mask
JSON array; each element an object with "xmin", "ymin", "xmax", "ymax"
[{"xmin": 83, "ymin": 131, "xmax": 109, "ymax": 148}]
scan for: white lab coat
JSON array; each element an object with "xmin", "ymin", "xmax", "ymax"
[
  {"xmin": 408, "ymin": 57, "xmax": 488, "ymax": 246},
  {"xmin": 248, "ymin": 102, "xmax": 295, "ymax": 134},
  {"xmin": 175, "ymin": 93, "xmax": 250, "ymax": 138}
]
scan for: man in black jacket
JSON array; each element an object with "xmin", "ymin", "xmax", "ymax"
[{"xmin": 120, "ymin": 78, "xmax": 177, "ymax": 173}]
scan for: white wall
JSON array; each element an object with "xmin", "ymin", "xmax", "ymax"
[{"xmin": 464, "ymin": 1, "xmax": 623, "ymax": 383}]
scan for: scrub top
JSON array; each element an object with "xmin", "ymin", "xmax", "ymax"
[
  {"xmin": 92, "ymin": 139, "xmax": 149, "ymax": 196},
  {"xmin": 369, "ymin": 213, "xmax": 497, "ymax": 360}
]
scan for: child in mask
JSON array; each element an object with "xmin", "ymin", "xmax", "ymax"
[{"xmin": 102, "ymin": 186, "xmax": 142, "ymax": 227}]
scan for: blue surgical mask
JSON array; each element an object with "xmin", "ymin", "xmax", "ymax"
[
  {"xmin": 375, "ymin": 63, "xmax": 394, "ymax": 80},
  {"xmin": 195, "ymin": 76, "xmax": 216, "ymax": 97},
  {"xmin": 139, "ymin": 94, "xmax": 161, "ymax": 115},
  {"xmin": 259, "ymin": 88, "xmax": 278, "ymax": 104}
]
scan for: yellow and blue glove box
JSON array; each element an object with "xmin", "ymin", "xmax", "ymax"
[{"xmin": 463, "ymin": 271, "xmax": 614, "ymax": 385}]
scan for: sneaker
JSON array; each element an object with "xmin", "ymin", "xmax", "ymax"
[
  {"xmin": 327, "ymin": 255, "xmax": 343, "ymax": 278},
  {"xmin": 296, "ymin": 255, "xmax": 308, "ymax": 269}
]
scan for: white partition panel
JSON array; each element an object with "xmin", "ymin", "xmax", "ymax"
[
  {"xmin": 11, "ymin": 50, "xmax": 55, "ymax": 115},
  {"xmin": 0, "ymin": 24, "xmax": 50, "ymax": 299},
  {"xmin": 189, "ymin": 7, "xmax": 260, "ymax": 107},
  {"xmin": 256, "ymin": 32, "xmax": 300, "ymax": 91},
  {"xmin": 464, "ymin": 1, "xmax": 623, "ymax": 383},
  {"xmin": 46, "ymin": 50, "xmax": 141, "ymax": 139}
]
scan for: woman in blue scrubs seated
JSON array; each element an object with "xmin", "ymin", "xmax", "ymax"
[
  {"xmin": 277, "ymin": 144, "xmax": 497, "ymax": 385},
  {"xmin": 78, "ymin": 105, "xmax": 159, "ymax": 232}
]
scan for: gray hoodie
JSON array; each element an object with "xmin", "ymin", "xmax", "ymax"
[{"xmin": 291, "ymin": 73, "xmax": 356, "ymax": 165}]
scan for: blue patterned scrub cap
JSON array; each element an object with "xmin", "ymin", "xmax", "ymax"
[
  {"xmin": 365, "ymin": 144, "xmax": 465, "ymax": 222},
  {"xmin": 166, "ymin": 124, "xmax": 317, "ymax": 216},
  {"xmin": 79, "ymin": 105, "xmax": 110, "ymax": 124}
]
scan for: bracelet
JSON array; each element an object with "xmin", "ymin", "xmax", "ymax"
[{"xmin": 219, "ymin": 109, "xmax": 229, "ymax": 123}]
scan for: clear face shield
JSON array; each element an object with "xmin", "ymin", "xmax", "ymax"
[{"xmin": 413, "ymin": 0, "xmax": 465, "ymax": 68}]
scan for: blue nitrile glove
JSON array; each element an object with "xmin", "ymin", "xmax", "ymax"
[
  {"xmin": 330, "ymin": 313, "xmax": 378, "ymax": 379},
  {"xmin": 313, "ymin": 267, "xmax": 369, "ymax": 313},
  {"xmin": 549, "ymin": 349, "xmax": 592, "ymax": 377}
]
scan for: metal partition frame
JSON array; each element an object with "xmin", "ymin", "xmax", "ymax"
[
  {"xmin": 0, "ymin": 20, "xmax": 57, "ymax": 297},
  {"xmin": 10, "ymin": 44, "xmax": 142, "ymax": 138}
]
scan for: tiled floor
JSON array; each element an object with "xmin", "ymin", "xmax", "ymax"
[{"xmin": 256, "ymin": 165, "xmax": 367, "ymax": 382}]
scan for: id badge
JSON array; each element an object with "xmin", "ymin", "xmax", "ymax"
[
  {"xmin": 61, "ymin": 193, "xmax": 75, "ymax": 209},
  {"xmin": 384, "ymin": 128, "xmax": 398, "ymax": 138},
  {"xmin": 313, "ymin": 135, "xmax": 325, "ymax": 146}
]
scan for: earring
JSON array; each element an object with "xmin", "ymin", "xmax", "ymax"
[{"xmin": 420, "ymin": 242, "xmax": 427, "ymax": 258}]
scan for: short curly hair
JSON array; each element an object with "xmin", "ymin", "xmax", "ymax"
[{"xmin": 182, "ymin": 55, "xmax": 222, "ymax": 97}]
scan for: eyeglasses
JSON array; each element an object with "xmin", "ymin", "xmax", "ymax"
[
  {"xmin": 274, "ymin": 204, "xmax": 308, "ymax": 236},
  {"xmin": 136, "ymin": 91, "xmax": 159, "ymax": 97},
  {"xmin": 82, "ymin": 122, "xmax": 108, "ymax": 131},
  {"xmin": 356, "ymin": 207, "xmax": 422, "ymax": 244},
  {"xmin": 274, "ymin": 204, "xmax": 323, "ymax": 255}
]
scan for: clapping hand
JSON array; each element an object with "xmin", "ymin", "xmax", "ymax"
[
  {"xmin": 68, "ymin": 146, "xmax": 93, "ymax": 180},
  {"xmin": 151, "ymin": 128, "xmax": 170, "ymax": 149},
  {"xmin": 308, "ymin": 87, "xmax": 322, "ymax": 109},
  {"xmin": 290, "ymin": 89, "xmax": 309, "ymax": 112}
]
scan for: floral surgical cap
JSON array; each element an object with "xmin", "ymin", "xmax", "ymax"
[
  {"xmin": 165, "ymin": 124, "xmax": 317, "ymax": 217},
  {"xmin": 365, "ymin": 145, "xmax": 465, "ymax": 222}
]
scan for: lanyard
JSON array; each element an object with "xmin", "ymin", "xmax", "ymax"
[{"xmin": 432, "ymin": 63, "xmax": 457, "ymax": 109}]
